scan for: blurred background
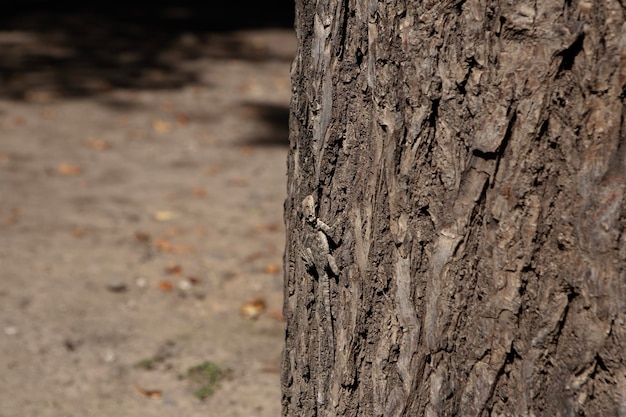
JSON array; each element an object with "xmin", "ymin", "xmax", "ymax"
[{"xmin": 0, "ymin": 1, "xmax": 294, "ymax": 415}]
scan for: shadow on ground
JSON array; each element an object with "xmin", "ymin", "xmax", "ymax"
[
  {"xmin": 239, "ymin": 103, "xmax": 290, "ymax": 147},
  {"xmin": 0, "ymin": 1, "xmax": 295, "ymax": 101}
]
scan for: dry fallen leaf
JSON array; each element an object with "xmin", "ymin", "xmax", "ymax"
[
  {"xmin": 152, "ymin": 119, "xmax": 171, "ymax": 134},
  {"xmin": 203, "ymin": 166, "xmax": 220, "ymax": 175},
  {"xmin": 240, "ymin": 297, "xmax": 266, "ymax": 319},
  {"xmin": 254, "ymin": 223, "xmax": 280, "ymax": 233},
  {"xmin": 71, "ymin": 227, "xmax": 87, "ymax": 238},
  {"xmin": 153, "ymin": 210, "xmax": 176, "ymax": 221},
  {"xmin": 0, "ymin": 153, "xmax": 11, "ymax": 164},
  {"xmin": 187, "ymin": 276, "xmax": 202, "ymax": 285},
  {"xmin": 57, "ymin": 163, "xmax": 83, "ymax": 176},
  {"xmin": 41, "ymin": 106, "xmax": 57, "ymax": 118},
  {"xmin": 133, "ymin": 382, "xmax": 162, "ymax": 399},
  {"xmin": 154, "ymin": 238, "xmax": 193, "ymax": 254},
  {"xmin": 240, "ymin": 146, "xmax": 254, "ymax": 155},
  {"xmin": 162, "ymin": 191, "xmax": 177, "ymax": 201},
  {"xmin": 158, "ymin": 280, "xmax": 174, "ymax": 292},
  {"xmin": 268, "ymin": 309, "xmax": 285, "ymax": 322},
  {"xmin": 154, "ymin": 238, "xmax": 173, "ymax": 252},
  {"xmin": 2, "ymin": 208, "xmax": 21, "ymax": 226},
  {"xmin": 192, "ymin": 187, "xmax": 207, "ymax": 198},
  {"xmin": 272, "ymin": 76, "xmax": 290, "ymax": 90},
  {"xmin": 130, "ymin": 130, "xmax": 146, "ymax": 140},
  {"xmin": 229, "ymin": 178, "xmax": 248, "ymax": 187},
  {"xmin": 238, "ymin": 81, "xmax": 261, "ymax": 94},
  {"xmin": 165, "ymin": 226, "xmax": 184, "ymax": 236},
  {"xmin": 165, "ymin": 263, "xmax": 182, "ymax": 275},
  {"xmin": 134, "ymin": 231, "xmax": 151, "ymax": 242},
  {"xmin": 245, "ymin": 251, "xmax": 267, "ymax": 262},
  {"xmin": 260, "ymin": 364, "xmax": 281, "ymax": 373},
  {"xmin": 176, "ymin": 113, "xmax": 190, "ymax": 125},
  {"xmin": 84, "ymin": 138, "xmax": 110, "ymax": 151},
  {"xmin": 263, "ymin": 263, "xmax": 281, "ymax": 274}
]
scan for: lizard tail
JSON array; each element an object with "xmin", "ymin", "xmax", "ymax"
[{"xmin": 319, "ymin": 274, "xmax": 334, "ymax": 348}]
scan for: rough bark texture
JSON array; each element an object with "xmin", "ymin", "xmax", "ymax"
[{"xmin": 282, "ymin": 0, "xmax": 626, "ymax": 416}]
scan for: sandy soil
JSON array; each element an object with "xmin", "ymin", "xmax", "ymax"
[{"xmin": 0, "ymin": 8, "xmax": 293, "ymax": 416}]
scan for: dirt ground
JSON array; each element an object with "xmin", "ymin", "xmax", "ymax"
[{"xmin": 0, "ymin": 6, "xmax": 293, "ymax": 416}]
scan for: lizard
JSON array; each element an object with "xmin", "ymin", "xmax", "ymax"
[{"xmin": 300, "ymin": 194, "xmax": 339, "ymax": 352}]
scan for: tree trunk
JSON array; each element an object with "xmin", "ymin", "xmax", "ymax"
[{"xmin": 282, "ymin": 0, "xmax": 626, "ymax": 415}]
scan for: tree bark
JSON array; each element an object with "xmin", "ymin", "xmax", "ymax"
[{"xmin": 282, "ymin": 0, "xmax": 626, "ymax": 416}]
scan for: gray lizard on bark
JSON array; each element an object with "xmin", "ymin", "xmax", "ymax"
[{"xmin": 300, "ymin": 194, "xmax": 339, "ymax": 351}]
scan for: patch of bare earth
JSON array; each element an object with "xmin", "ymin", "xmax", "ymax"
[{"xmin": 0, "ymin": 19, "xmax": 293, "ymax": 416}]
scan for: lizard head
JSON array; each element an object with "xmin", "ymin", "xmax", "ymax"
[{"xmin": 301, "ymin": 195, "xmax": 316, "ymax": 224}]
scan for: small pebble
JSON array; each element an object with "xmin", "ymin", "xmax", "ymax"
[
  {"xmin": 4, "ymin": 326, "xmax": 18, "ymax": 336},
  {"xmin": 178, "ymin": 280, "xmax": 192, "ymax": 291},
  {"xmin": 106, "ymin": 282, "xmax": 128, "ymax": 293},
  {"xmin": 103, "ymin": 349, "xmax": 115, "ymax": 363}
]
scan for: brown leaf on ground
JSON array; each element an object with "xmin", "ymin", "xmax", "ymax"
[
  {"xmin": 162, "ymin": 191, "xmax": 176, "ymax": 201},
  {"xmin": 157, "ymin": 280, "xmax": 174, "ymax": 292},
  {"xmin": 240, "ymin": 297, "xmax": 266, "ymax": 319},
  {"xmin": 165, "ymin": 263, "xmax": 183, "ymax": 275},
  {"xmin": 245, "ymin": 245, "xmax": 277, "ymax": 262},
  {"xmin": 41, "ymin": 106, "xmax": 57, "ymax": 118},
  {"xmin": 260, "ymin": 364, "xmax": 281, "ymax": 373},
  {"xmin": 84, "ymin": 138, "xmax": 110, "ymax": 151},
  {"xmin": 245, "ymin": 251, "xmax": 269, "ymax": 262},
  {"xmin": 229, "ymin": 178, "xmax": 248, "ymax": 187},
  {"xmin": 0, "ymin": 153, "xmax": 11, "ymax": 164},
  {"xmin": 152, "ymin": 119, "xmax": 171, "ymax": 134},
  {"xmin": 263, "ymin": 263, "xmax": 281, "ymax": 274},
  {"xmin": 134, "ymin": 231, "xmax": 151, "ymax": 243},
  {"xmin": 192, "ymin": 187, "xmax": 208, "ymax": 198},
  {"xmin": 130, "ymin": 130, "xmax": 146, "ymax": 140},
  {"xmin": 254, "ymin": 223, "xmax": 281, "ymax": 233},
  {"xmin": 203, "ymin": 166, "xmax": 220, "ymax": 175},
  {"xmin": 176, "ymin": 113, "xmax": 190, "ymax": 125},
  {"xmin": 187, "ymin": 276, "xmax": 202, "ymax": 285},
  {"xmin": 154, "ymin": 238, "xmax": 174, "ymax": 252},
  {"xmin": 238, "ymin": 82, "xmax": 262, "ymax": 94},
  {"xmin": 165, "ymin": 226, "xmax": 184, "ymax": 236},
  {"xmin": 153, "ymin": 210, "xmax": 176, "ymax": 221},
  {"xmin": 2, "ymin": 208, "xmax": 21, "ymax": 226},
  {"xmin": 154, "ymin": 238, "xmax": 193, "ymax": 254},
  {"xmin": 240, "ymin": 146, "xmax": 255, "ymax": 155},
  {"xmin": 133, "ymin": 382, "xmax": 163, "ymax": 399},
  {"xmin": 272, "ymin": 76, "xmax": 290, "ymax": 90},
  {"xmin": 268, "ymin": 309, "xmax": 285, "ymax": 322},
  {"xmin": 71, "ymin": 227, "xmax": 87, "ymax": 238},
  {"xmin": 57, "ymin": 163, "xmax": 83, "ymax": 176}
]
